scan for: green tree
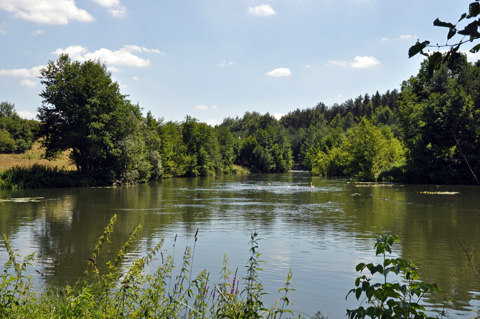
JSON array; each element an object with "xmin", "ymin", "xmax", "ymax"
[
  {"xmin": 310, "ymin": 118, "xmax": 405, "ymax": 180},
  {"xmin": 0, "ymin": 129, "xmax": 16, "ymax": 153},
  {"xmin": 215, "ymin": 125, "xmax": 238, "ymax": 174},
  {"xmin": 399, "ymin": 60, "xmax": 480, "ymax": 184},
  {"xmin": 0, "ymin": 102, "xmax": 38, "ymax": 153},
  {"xmin": 38, "ymin": 54, "xmax": 152, "ymax": 183},
  {"xmin": 142, "ymin": 112, "xmax": 163, "ymax": 179},
  {"xmin": 158, "ymin": 121, "xmax": 188, "ymax": 177},
  {"xmin": 181, "ymin": 116, "xmax": 220, "ymax": 176},
  {"xmin": 0, "ymin": 102, "xmax": 15, "ymax": 117}
]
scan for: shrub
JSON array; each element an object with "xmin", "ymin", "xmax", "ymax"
[{"xmin": 346, "ymin": 234, "xmax": 443, "ymax": 319}]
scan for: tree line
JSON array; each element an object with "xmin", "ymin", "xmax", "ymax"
[{"xmin": 1, "ymin": 53, "xmax": 480, "ymax": 186}]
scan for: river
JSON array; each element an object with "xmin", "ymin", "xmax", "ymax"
[{"xmin": 1, "ymin": 172, "xmax": 480, "ymax": 318}]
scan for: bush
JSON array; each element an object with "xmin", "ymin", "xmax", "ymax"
[
  {"xmin": 346, "ymin": 235, "xmax": 443, "ymax": 319},
  {"xmin": 0, "ymin": 164, "xmax": 96, "ymax": 189}
]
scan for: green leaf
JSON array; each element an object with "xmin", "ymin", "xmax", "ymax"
[
  {"xmin": 433, "ymin": 18, "xmax": 455, "ymax": 28},
  {"xmin": 469, "ymin": 2, "xmax": 480, "ymax": 18},
  {"xmin": 447, "ymin": 27, "xmax": 457, "ymax": 40},
  {"xmin": 355, "ymin": 263, "xmax": 365, "ymax": 272},
  {"xmin": 355, "ymin": 288, "xmax": 362, "ymax": 299},
  {"xmin": 362, "ymin": 280, "xmax": 370, "ymax": 291},
  {"xmin": 471, "ymin": 43, "xmax": 480, "ymax": 53},
  {"xmin": 458, "ymin": 20, "xmax": 479, "ymax": 36},
  {"xmin": 408, "ymin": 41, "xmax": 430, "ymax": 58}
]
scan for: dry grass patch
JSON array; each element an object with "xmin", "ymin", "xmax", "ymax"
[{"xmin": 0, "ymin": 142, "xmax": 76, "ymax": 172}]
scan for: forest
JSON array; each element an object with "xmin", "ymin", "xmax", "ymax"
[{"xmin": 1, "ymin": 52, "xmax": 480, "ymax": 187}]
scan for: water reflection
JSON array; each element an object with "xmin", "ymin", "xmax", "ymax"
[{"xmin": 0, "ymin": 173, "xmax": 479, "ymax": 317}]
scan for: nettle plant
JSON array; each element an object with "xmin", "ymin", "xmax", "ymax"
[{"xmin": 346, "ymin": 235, "xmax": 442, "ymax": 319}]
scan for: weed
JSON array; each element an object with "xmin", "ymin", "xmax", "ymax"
[{"xmin": 346, "ymin": 234, "xmax": 442, "ymax": 319}]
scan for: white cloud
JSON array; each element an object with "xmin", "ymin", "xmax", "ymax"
[
  {"xmin": 0, "ymin": 65, "xmax": 43, "ymax": 78},
  {"xmin": 266, "ymin": 67, "xmax": 292, "ymax": 77},
  {"xmin": 351, "ymin": 56, "xmax": 380, "ymax": 68},
  {"xmin": 53, "ymin": 45, "xmax": 88, "ymax": 59},
  {"xmin": 123, "ymin": 45, "xmax": 164, "ymax": 54},
  {"xmin": 107, "ymin": 66, "xmax": 123, "ymax": 73},
  {"xmin": 400, "ymin": 34, "xmax": 413, "ymax": 40},
  {"xmin": 326, "ymin": 60, "xmax": 348, "ymax": 67},
  {"xmin": 273, "ymin": 113, "xmax": 285, "ymax": 120},
  {"xmin": 327, "ymin": 56, "xmax": 380, "ymax": 69},
  {"xmin": 91, "ymin": 0, "xmax": 126, "ymax": 17},
  {"xmin": 53, "ymin": 45, "xmax": 162, "ymax": 67},
  {"xmin": 466, "ymin": 50, "xmax": 480, "ymax": 63},
  {"xmin": 0, "ymin": 27, "xmax": 6, "ymax": 35},
  {"xmin": 204, "ymin": 119, "xmax": 218, "ymax": 126},
  {"xmin": 304, "ymin": 64, "xmax": 312, "ymax": 69},
  {"xmin": 17, "ymin": 111, "xmax": 36, "ymax": 120},
  {"xmin": 248, "ymin": 4, "xmax": 275, "ymax": 16},
  {"xmin": 20, "ymin": 79, "xmax": 37, "ymax": 88},
  {"xmin": 218, "ymin": 60, "xmax": 234, "ymax": 67},
  {"xmin": 195, "ymin": 105, "xmax": 218, "ymax": 110},
  {"xmin": 132, "ymin": 76, "xmax": 139, "ymax": 81},
  {"xmin": 0, "ymin": 65, "xmax": 43, "ymax": 88},
  {"xmin": 381, "ymin": 37, "xmax": 389, "ymax": 41},
  {"xmin": 32, "ymin": 30, "xmax": 44, "ymax": 36},
  {"xmin": 0, "ymin": 0, "xmax": 94, "ymax": 25}
]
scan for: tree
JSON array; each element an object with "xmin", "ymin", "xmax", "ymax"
[
  {"xmin": 310, "ymin": 117, "xmax": 405, "ymax": 180},
  {"xmin": 158, "ymin": 121, "xmax": 188, "ymax": 177},
  {"xmin": 398, "ymin": 60, "xmax": 480, "ymax": 184},
  {"xmin": 38, "ymin": 54, "xmax": 153, "ymax": 183},
  {"xmin": 0, "ymin": 102, "xmax": 16, "ymax": 118},
  {"xmin": 0, "ymin": 101, "xmax": 39, "ymax": 153}
]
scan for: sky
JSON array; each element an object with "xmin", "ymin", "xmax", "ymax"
[{"xmin": 0, "ymin": 0, "xmax": 479, "ymax": 125}]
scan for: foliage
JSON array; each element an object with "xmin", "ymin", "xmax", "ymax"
[
  {"xmin": 182, "ymin": 116, "xmax": 221, "ymax": 176},
  {"xmin": 346, "ymin": 235, "xmax": 441, "ymax": 319},
  {"xmin": 309, "ymin": 117, "xmax": 405, "ymax": 180},
  {"xmin": 0, "ymin": 235, "xmax": 35, "ymax": 317},
  {"xmin": 38, "ymin": 54, "xmax": 155, "ymax": 184},
  {"xmin": 224, "ymin": 112, "xmax": 293, "ymax": 173},
  {"xmin": 0, "ymin": 164, "xmax": 95, "ymax": 189},
  {"xmin": 0, "ymin": 101, "xmax": 39, "ymax": 153},
  {"xmin": 280, "ymin": 91, "xmax": 401, "ymax": 166},
  {"xmin": 409, "ymin": 1, "xmax": 480, "ymax": 70},
  {"xmin": 156, "ymin": 118, "xmax": 237, "ymax": 178},
  {"xmin": 398, "ymin": 58, "xmax": 480, "ymax": 184}
]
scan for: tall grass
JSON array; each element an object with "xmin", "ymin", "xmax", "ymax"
[
  {"xmin": 0, "ymin": 215, "xmax": 311, "ymax": 318},
  {"xmin": 0, "ymin": 164, "xmax": 96, "ymax": 189}
]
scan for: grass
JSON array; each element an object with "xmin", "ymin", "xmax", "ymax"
[{"xmin": 0, "ymin": 142, "xmax": 76, "ymax": 172}]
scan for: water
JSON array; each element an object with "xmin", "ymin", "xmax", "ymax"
[{"xmin": 1, "ymin": 172, "xmax": 480, "ymax": 318}]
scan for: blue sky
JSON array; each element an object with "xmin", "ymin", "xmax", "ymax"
[{"xmin": 0, "ymin": 0, "xmax": 478, "ymax": 125}]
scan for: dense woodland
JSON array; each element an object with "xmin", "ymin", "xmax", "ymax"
[{"xmin": 1, "ymin": 53, "xmax": 480, "ymax": 186}]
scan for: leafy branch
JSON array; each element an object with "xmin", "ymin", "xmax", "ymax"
[{"xmin": 409, "ymin": 1, "xmax": 480, "ymax": 69}]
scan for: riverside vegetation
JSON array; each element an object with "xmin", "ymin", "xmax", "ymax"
[
  {"xmin": 0, "ymin": 215, "xmax": 451, "ymax": 319},
  {"xmin": 1, "ymin": 51, "xmax": 480, "ymax": 188},
  {"xmin": 2, "ymin": 2, "xmax": 480, "ymax": 187}
]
